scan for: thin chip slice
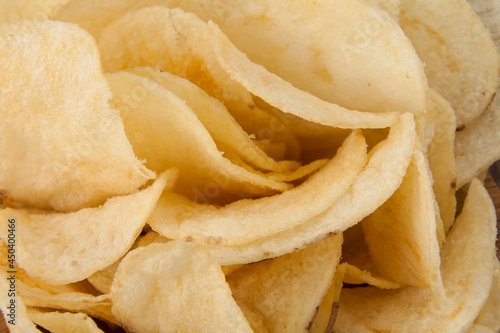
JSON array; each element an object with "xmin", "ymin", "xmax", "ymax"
[
  {"xmin": 27, "ymin": 308, "xmax": 103, "ymax": 333},
  {"xmin": 467, "ymin": 0, "xmax": 500, "ymax": 53},
  {"xmin": 0, "ymin": 170, "xmax": 176, "ymax": 285},
  {"xmin": 182, "ymin": 0, "xmax": 426, "ymax": 116},
  {"xmin": 106, "ymin": 71, "xmax": 291, "ymax": 203},
  {"xmin": 227, "ymin": 234, "xmax": 343, "ymax": 333},
  {"xmin": 362, "ymin": 140, "xmax": 443, "ymax": 290},
  {"xmin": 339, "ymin": 263, "xmax": 401, "ymax": 289},
  {"xmin": 128, "ymin": 67, "xmax": 298, "ymax": 173},
  {"xmin": 426, "ymin": 89, "xmax": 457, "ymax": 232},
  {"xmin": 334, "ymin": 179, "xmax": 497, "ymax": 332},
  {"xmin": 310, "ymin": 267, "xmax": 343, "ymax": 333},
  {"xmin": 456, "ymin": 87, "xmax": 500, "ymax": 188},
  {"xmin": 206, "ymin": 113, "xmax": 415, "ymax": 265},
  {"xmin": 110, "ymin": 241, "xmax": 252, "ymax": 332},
  {"xmin": 148, "ymin": 130, "xmax": 366, "ymax": 245},
  {"xmin": 209, "ymin": 21, "xmax": 400, "ymax": 129},
  {"xmin": 399, "ymin": 0, "xmax": 500, "ymax": 127},
  {"xmin": 0, "ymin": 20, "xmax": 154, "ymax": 212}
]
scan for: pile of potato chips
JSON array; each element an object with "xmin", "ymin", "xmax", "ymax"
[{"xmin": 0, "ymin": 0, "xmax": 499, "ymax": 332}]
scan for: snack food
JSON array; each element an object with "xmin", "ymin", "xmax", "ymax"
[{"xmin": 0, "ymin": 0, "xmax": 499, "ymax": 332}]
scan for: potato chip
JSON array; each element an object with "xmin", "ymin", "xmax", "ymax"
[
  {"xmin": 362, "ymin": 140, "xmax": 443, "ymax": 290},
  {"xmin": 27, "ymin": 308, "xmax": 103, "ymax": 333},
  {"xmin": 338, "ymin": 263, "xmax": 401, "ymax": 290},
  {"xmin": 106, "ymin": 71, "xmax": 291, "ymax": 203},
  {"xmin": 110, "ymin": 241, "xmax": 252, "ymax": 332},
  {"xmin": 399, "ymin": 0, "xmax": 500, "ymax": 127},
  {"xmin": 187, "ymin": 0, "xmax": 426, "ymax": 116},
  {"xmin": 227, "ymin": 234, "xmax": 342, "ymax": 333},
  {"xmin": 426, "ymin": 89, "xmax": 457, "ymax": 232},
  {"xmin": 456, "ymin": 87, "xmax": 500, "ymax": 188},
  {"xmin": 148, "ymin": 130, "xmax": 366, "ymax": 245},
  {"xmin": 365, "ymin": 0, "xmax": 401, "ymax": 20},
  {"xmin": 0, "ymin": 170, "xmax": 175, "ymax": 285},
  {"xmin": 334, "ymin": 179, "xmax": 497, "ymax": 332},
  {"xmin": 127, "ymin": 67, "xmax": 298, "ymax": 173},
  {"xmin": 207, "ymin": 113, "xmax": 415, "ymax": 265},
  {"xmin": 209, "ymin": 21, "xmax": 401, "ymax": 129},
  {"xmin": 0, "ymin": 20, "xmax": 154, "ymax": 212}
]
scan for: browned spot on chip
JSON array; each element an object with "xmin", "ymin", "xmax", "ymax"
[
  {"xmin": 325, "ymin": 301, "xmax": 339, "ymax": 333},
  {"xmin": 306, "ymin": 305, "xmax": 320, "ymax": 332}
]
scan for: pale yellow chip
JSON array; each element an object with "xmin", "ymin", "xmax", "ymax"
[
  {"xmin": 127, "ymin": 67, "xmax": 298, "ymax": 173},
  {"xmin": 27, "ymin": 308, "xmax": 103, "ymax": 333},
  {"xmin": 106, "ymin": 71, "xmax": 291, "ymax": 203},
  {"xmin": 110, "ymin": 241, "xmax": 253, "ymax": 332},
  {"xmin": 467, "ymin": 0, "xmax": 500, "ymax": 53},
  {"xmin": 179, "ymin": 0, "xmax": 426, "ymax": 116},
  {"xmin": 334, "ymin": 179, "xmax": 497, "ymax": 332},
  {"xmin": 425, "ymin": 89, "xmax": 457, "ymax": 232},
  {"xmin": 207, "ymin": 113, "xmax": 415, "ymax": 265},
  {"xmin": 0, "ymin": 20, "xmax": 154, "ymax": 212},
  {"xmin": 0, "ymin": 170, "xmax": 175, "ymax": 285},
  {"xmin": 400, "ymin": 0, "xmax": 500, "ymax": 127},
  {"xmin": 148, "ymin": 130, "xmax": 366, "ymax": 245},
  {"xmin": 227, "ymin": 234, "xmax": 343, "ymax": 333},
  {"xmin": 456, "ymin": 87, "xmax": 500, "ymax": 188},
  {"xmin": 469, "ymin": 259, "xmax": 500, "ymax": 333},
  {"xmin": 362, "ymin": 139, "xmax": 443, "ymax": 290}
]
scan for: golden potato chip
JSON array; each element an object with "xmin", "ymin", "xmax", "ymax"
[
  {"xmin": 110, "ymin": 241, "xmax": 252, "ymax": 332},
  {"xmin": 0, "ymin": 170, "xmax": 175, "ymax": 285},
  {"xmin": 0, "ymin": 20, "xmax": 154, "ymax": 212},
  {"xmin": 227, "ymin": 234, "xmax": 343, "ymax": 333},
  {"xmin": 456, "ymin": 87, "xmax": 500, "ymax": 188},
  {"xmin": 27, "ymin": 308, "xmax": 103, "ymax": 333},
  {"xmin": 178, "ymin": 0, "xmax": 426, "ymax": 115},
  {"xmin": 148, "ymin": 131, "xmax": 366, "ymax": 245},
  {"xmin": 106, "ymin": 71, "xmax": 291, "ymax": 203},
  {"xmin": 127, "ymin": 67, "xmax": 298, "ymax": 173},
  {"xmin": 207, "ymin": 113, "xmax": 415, "ymax": 265},
  {"xmin": 400, "ymin": 0, "xmax": 500, "ymax": 127},
  {"xmin": 365, "ymin": 0, "xmax": 401, "ymax": 20},
  {"xmin": 362, "ymin": 140, "xmax": 443, "ymax": 290},
  {"xmin": 338, "ymin": 263, "xmax": 401, "ymax": 289},
  {"xmin": 334, "ymin": 179, "xmax": 497, "ymax": 332}
]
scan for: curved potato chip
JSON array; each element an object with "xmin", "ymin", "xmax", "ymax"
[
  {"xmin": 0, "ymin": 20, "xmax": 154, "ymax": 212},
  {"xmin": 467, "ymin": 0, "xmax": 500, "ymax": 53},
  {"xmin": 106, "ymin": 71, "xmax": 291, "ymax": 203},
  {"xmin": 127, "ymin": 67, "xmax": 298, "ymax": 173},
  {"xmin": 227, "ymin": 234, "xmax": 343, "ymax": 333},
  {"xmin": 456, "ymin": 87, "xmax": 500, "ymax": 188},
  {"xmin": 207, "ymin": 113, "xmax": 415, "ymax": 265},
  {"xmin": 181, "ymin": 0, "xmax": 426, "ymax": 116},
  {"xmin": 0, "ymin": 170, "xmax": 176, "ymax": 285},
  {"xmin": 426, "ymin": 90, "xmax": 457, "ymax": 232},
  {"xmin": 362, "ymin": 140, "xmax": 443, "ymax": 290},
  {"xmin": 209, "ymin": 21, "xmax": 401, "ymax": 129},
  {"xmin": 27, "ymin": 309, "xmax": 103, "ymax": 333},
  {"xmin": 110, "ymin": 241, "xmax": 252, "ymax": 332},
  {"xmin": 148, "ymin": 130, "xmax": 366, "ymax": 245},
  {"xmin": 339, "ymin": 263, "xmax": 401, "ymax": 289},
  {"xmin": 334, "ymin": 179, "xmax": 497, "ymax": 332},
  {"xmin": 400, "ymin": 0, "xmax": 500, "ymax": 127},
  {"xmin": 310, "ymin": 268, "xmax": 343, "ymax": 333}
]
